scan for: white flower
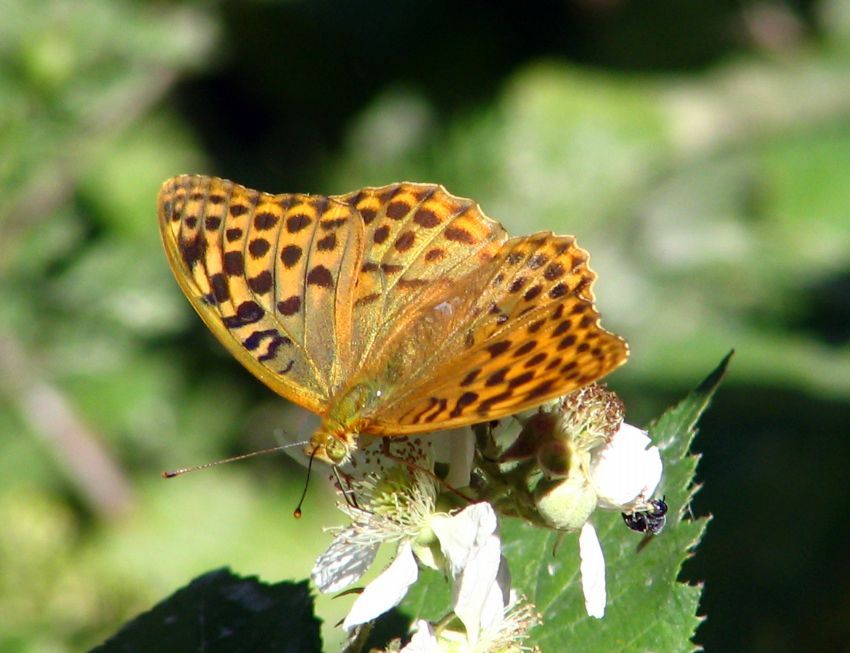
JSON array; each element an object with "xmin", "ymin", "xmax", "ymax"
[
  {"xmin": 578, "ymin": 421, "xmax": 664, "ymax": 619},
  {"xmin": 311, "ymin": 464, "xmax": 438, "ymax": 631},
  {"xmin": 343, "ymin": 540, "xmax": 419, "ymax": 630},
  {"xmin": 590, "ymin": 422, "xmax": 663, "ymax": 510},
  {"xmin": 339, "ymin": 502, "xmax": 508, "ymax": 633},
  {"xmin": 533, "ymin": 418, "xmax": 663, "ymax": 618},
  {"xmin": 312, "ymin": 443, "xmax": 517, "ymax": 638},
  {"xmin": 430, "ymin": 503, "xmax": 510, "ymax": 644},
  {"xmin": 400, "ymin": 593, "xmax": 540, "ymax": 653}
]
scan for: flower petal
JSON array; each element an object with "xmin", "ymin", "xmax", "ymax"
[
  {"xmin": 431, "ymin": 503, "xmax": 506, "ymax": 644},
  {"xmin": 343, "ymin": 540, "xmax": 419, "ymax": 631},
  {"xmin": 400, "ymin": 620, "xmax": 442, "ymax": 653},
  {"xmin": 430, "ymin": 502, "xmax": 498, "ymax": 575},
  {"xmin": 579, "ymin": 521, "xmax": 606, "ymax": 618},
  {"xmin": 591, "ymin": 422, "xmax": 663, "ymax": 509},
  {"xmin": 312, "ymin": 528, "xmax": 379, "ymax": 593},
  {"xmin": 478, "ymin": 556, "xmax": 511, "ymax": 633},
  {"xmin": 438, "ymin": 427, "xmax": 475, "ymax": 489}
]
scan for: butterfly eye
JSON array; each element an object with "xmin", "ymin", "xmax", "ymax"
[{"xmin": 323, "ymin": 437, "xmax": 349, "ymax": 465}]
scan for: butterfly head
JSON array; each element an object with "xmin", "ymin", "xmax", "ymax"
[
  {"xmin": 307, "ymin": 385, "xmax": 381, "ymax": 465},
  {"xmin": 307, "ymin": 422, "xmax": 359, "ymax": 466}
]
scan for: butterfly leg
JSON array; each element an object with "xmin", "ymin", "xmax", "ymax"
[{"xmin": 333, "ymin": 466, "xmax": 362, "ymax": 510}]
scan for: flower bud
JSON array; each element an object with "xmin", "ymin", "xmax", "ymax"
[{"xmin": 534, "ymin": 464, "xmax": 597, "ymax": 531}]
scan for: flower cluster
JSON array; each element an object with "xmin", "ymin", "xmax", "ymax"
[
  {"xmin": 311, "ymin": 384, "xmax": 664, "ymax": 649},
  {"xmin": 489, "ymin": 385, "xmax": 663, "ymax": 617},
  {"xmin": 313, "ymin": 454, "xmax": 539, "ymax": 651}
]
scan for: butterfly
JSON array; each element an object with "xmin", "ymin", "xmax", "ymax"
[{"xmin": 158, "ymin": 175, "xmax": 628, "ymax": 465}]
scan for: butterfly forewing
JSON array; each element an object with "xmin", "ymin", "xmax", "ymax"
[
  {"xmin": 273, "ymin": 194, "xmax": 365, "ymax": 391},
  {"xmin": 159, "ymin": 175, "xmax": 336, "ymax": 412}
]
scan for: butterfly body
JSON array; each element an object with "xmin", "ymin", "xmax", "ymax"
[
  {"xmin": 311, "ymin": 382, "xmax": 379, "ymax": 464},
  {"xmin": 159, "ymin": 175, "xmax": 629, "ymax": 465}
]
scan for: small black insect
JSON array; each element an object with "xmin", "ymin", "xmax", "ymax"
[{"xmin": 622, "ymin": 498, "xmax": 668, "ymax": 535}]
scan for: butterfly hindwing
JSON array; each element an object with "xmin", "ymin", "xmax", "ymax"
[{"xmin": 368, "ymin": 232, "xmax": 629, "ymax": 433}]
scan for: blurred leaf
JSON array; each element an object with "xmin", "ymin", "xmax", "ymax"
[
  {"xmin": 330, "ymin": 63, "xmax": 670, "ymax": 235},
  {"xmin": 329, "ymin": 57, "xmax": 850, "ymax": 404},
  {"xmin": 92, "ymin": 568, "xmax": 322, "ymax": 653},
  {"xmin": 2, "ymin": 205, "xmax": 87, "ymax": 275},
  {"xmin": 0, "ymin": 487, "xmax": 121, "ymax": 652},
  {"xmin": 821, "ymin": 0, "xmax": 850, "ymax": 53},
  {"xmin": 490, "ymin": 65, "xmax": 669, "ymax": 232},
  {"xmin": 50, "ymin": 239, "xmax": 190, "ymax": 337},
  {"xmin": 0, "ymin": 0, "xmax": 216, "ymax": 236},
  {"xmin": 80, "ymin": 113, "xmax": 207, "ymax": 243}
]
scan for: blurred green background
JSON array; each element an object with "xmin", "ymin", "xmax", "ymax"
[{"xmin": 1, "ymin": 1, "xmax": 849, "ymax": 651}]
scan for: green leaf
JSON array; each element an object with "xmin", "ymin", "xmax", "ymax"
[
  {"xmin": 512, "ymin": 352, "xmax": 732, "ymax": 652},
  {"xmin": 91, "ymin": 568, "xmax": 322, "ymax": 653},
  {"xmin": 400, "ymin": 353, "xmax": 731, "ymax": 652}
]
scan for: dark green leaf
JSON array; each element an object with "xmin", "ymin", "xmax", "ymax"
[
  {"xmin": 91, "ymin": 568, "xmax": 321, "ymax": 653},
  {"xmin": 400, "ymin": 353, "xmax": 731, "ymax": 652},
  {"xmin": 510, "ymin": 352, "xmax": 731, "ymax": 652}
]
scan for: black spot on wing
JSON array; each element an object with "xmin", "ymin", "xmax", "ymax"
[
  {"xmin": 222, "ymin": 301, "xmax": 264, "ymax": 328},
  {"xmin": 258, "ymin": 335, "xmax": 291, "ymax": 362}
]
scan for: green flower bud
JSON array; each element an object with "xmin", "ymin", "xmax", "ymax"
[{"xmin": 534, "ymin": 468, "xmax": 598, "ymax": 532}]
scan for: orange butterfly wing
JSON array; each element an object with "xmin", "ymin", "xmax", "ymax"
[
  {"xmin": 159, "ymin": 175, "xmax": 628, "ymax": 440},
  {"xmin": 158, "ymin": 175, "xmax": 367, "ymax": 414},
  {"xmin": 361, "ymin": 232, "xmax": 629, "ymax": 434}
]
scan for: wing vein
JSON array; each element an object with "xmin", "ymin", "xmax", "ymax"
[
  {"xmin": 300, "ymin": 196, "xmax": 330, "ymax": 395},
  {"xmin": 357, "ymin": 189, "xmax": 474, "ymax": 368}
]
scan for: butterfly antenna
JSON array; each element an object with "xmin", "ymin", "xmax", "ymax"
[
  {"xmin": 294, "ymin": 447, "xmax": 318, "ymax": 518},
  {"xmin": 161, "ymin": 442, "xmax": 306, "ymax": 479}
]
